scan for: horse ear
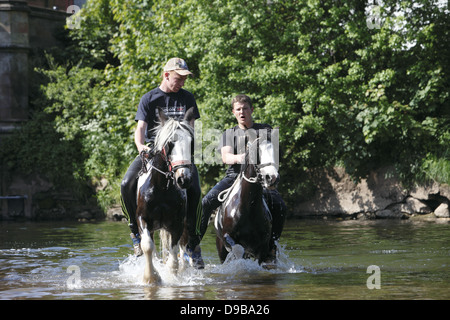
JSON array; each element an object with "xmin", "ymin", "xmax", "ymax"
[
  {"xmin": 184, "ymin": 107, "xmax": 196, "ymax": 128},
  {"xmin": 157, "ymin": 107, "xmax": 168, "ymax": 125}
]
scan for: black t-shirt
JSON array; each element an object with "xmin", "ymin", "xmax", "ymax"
[
  {"xmin": 219, "ymin": 123, "xmax": 273, "ymax": 175},
  {"xmin": 135, "ymin": 87, "xmax": 200, "ymax": 140}
]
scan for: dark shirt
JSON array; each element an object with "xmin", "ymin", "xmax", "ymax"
[
  {"xmin": 219, "ymin": 123, "xmax": 273, "ymax": 175},
  {"xmin": 135, "ymin": 87, "xmax": 200, "ymax": 140}
]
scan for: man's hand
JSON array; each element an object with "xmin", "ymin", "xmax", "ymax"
[{"xmin": 138, "ymin": 145, "xmax": 150, "ymax": 154}]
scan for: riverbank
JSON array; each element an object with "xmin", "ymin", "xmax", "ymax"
[
  {"xmin": 292, "ymin": 167, "xmax": 450, "ymax": 220},
  {"xmin": 105, "ymin": 167, "xmax": 450, "ymax": 222}
]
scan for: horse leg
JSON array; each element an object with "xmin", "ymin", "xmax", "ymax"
[
  {"xmin": 160, "ymin": 229, "xmax": 179, "ymax": 275},
  {"xmin": 178, "ymin": 223, "xmax": 189, "ymax": 271},
  {"xmin": 160, "ymin": 229, "xmax": 169, "ymax": 264},
  {"xmin": 141, "ymin": 227, "xmax": 161, "ymax": 284},
  {"xmin": 167, "ymin": 242, "xmax": 179, "ymax": 275},
  {"xmin": 216, "ymin": 236, "xmax": 228, "ymax": 263},
  {"xmin": 223, "ymin": 233, "xmax": 244, "ymax": 262},
  {"xmin": 259, "ymin": 239, "xmax": 278, "ymax": 269},
  {"xmin": 179, "ymin": 245, "xmax": 187, "ymax": 271}
]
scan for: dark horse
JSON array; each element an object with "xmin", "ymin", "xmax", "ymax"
[
  {"xmin": 136, "ymin": 108, "xmax": 195, "ymax": 283},
  {"xmin": 215, "ymin": 135, "xmax": 280, "ymax": 266}
]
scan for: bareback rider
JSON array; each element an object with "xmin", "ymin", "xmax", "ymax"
[{"xmin": 120, "ymin": 58, "xmax": 204, "ymax": 269}]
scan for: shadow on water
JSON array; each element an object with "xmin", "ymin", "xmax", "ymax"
[{"xmin": 0, "ymin": 218, "xmax": 449, "ymax": 300}]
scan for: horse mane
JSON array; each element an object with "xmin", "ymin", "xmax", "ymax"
[{"xmin": 152, "ymin": 118, "xmax": 194, "ymax": 152}]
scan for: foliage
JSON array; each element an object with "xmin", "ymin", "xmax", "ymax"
[
  {"xmin": 104, "ymin": 0, "xmax": 449, "ymax": 195},
  {"xmin": 3, "ymin": 0, "xmax": 448, "ymax": 211},
  {"xmin": 0, "ymin": 111, "xmax": 85, "ymax": 188}
]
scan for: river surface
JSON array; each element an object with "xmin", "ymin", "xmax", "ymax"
[{"xmin": 0, "ymin": 218, "xmax": 448, "ymax": 300}]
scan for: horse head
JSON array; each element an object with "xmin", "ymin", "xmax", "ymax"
[
  {"xmin": 257, "ymin": 139, "xmax": 280, "ymax": 189},
  {"xmin": 245, "ymin": 133, "xmax": 280, "ymax": 190},
  {"xmin": 155, "ymin": 107, "xmax": 195, "ymax": 189}
]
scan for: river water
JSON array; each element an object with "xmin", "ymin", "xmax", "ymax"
[{"xmin": 0, "ymin": 218, "xmax": 448, "ymax": 300}]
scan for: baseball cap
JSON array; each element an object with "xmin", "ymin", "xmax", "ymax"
[{"xmin": 163, "ymin": 58, "xmax": 193, "ymax": 76}]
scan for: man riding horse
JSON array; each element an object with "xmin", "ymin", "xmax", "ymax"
[
  {"xmin": 120, "ymin": 58, "xmax": 204, "ymax": 269},
  {"xmin": 200, "ymin": 94, "xmax": 287, "ymax": 260}
]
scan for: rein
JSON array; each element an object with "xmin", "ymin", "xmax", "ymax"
[
  {"xmin": 218, "ymin": 160, "xmax": 276, "ymax": 202},
  {"xmin": 241, "ymin": 162, "xmax": 277, "ymax": 184},
  {"xmin": 139, "ymin": 149, "xmax": 174, "ymax": 188},
  {"xmin": 242, "ymin": 172, "xmax": 258, "ymax": 184},
  {"xmin": 218, "ymin": 173, "xmax": 242, "ymax": 202}
]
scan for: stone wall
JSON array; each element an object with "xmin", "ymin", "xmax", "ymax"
[
  {"xmin": 0, "ymin": 1, "xmax": 70, "ymax": 219},
  {"xmin": 293, "ymin": 167, "xmax": 450, "ymax": 219},
  {"xmin": 0, "ymin": 0, "xmax": 68, "ymax": 136},
  {"xmin": 0, "ymin": 0, "xmax": 30, "ymax": 132},
  {"xmin": 1, "ymin": 171, "xmax": 104, "ymax": 220}
]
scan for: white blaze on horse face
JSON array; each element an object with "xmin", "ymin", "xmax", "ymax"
[
  {"xmin": 259, "ymin": 140, "xmax": 277, "ymax": 168},
  {"xmin": 170, "ymin": 128, "xmax": 192, "ymax": 188},
  {"xmin": 170, "ymin": 129, "xmax": 192, "ymax": 166},
  {"xmin": 259, "ymin": 141, "xmax": 279, "ymax": 189}
]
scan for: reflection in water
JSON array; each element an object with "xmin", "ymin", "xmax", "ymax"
[{"xmin": 0, "ymin": 219, "xmax": 448, "ymax": 300}]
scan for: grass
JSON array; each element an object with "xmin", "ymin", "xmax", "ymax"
[{"xmin": 421, "ymin": 151, "xmax": 450, "ymax": 185}]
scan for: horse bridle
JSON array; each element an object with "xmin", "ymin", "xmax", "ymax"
[
  {"xmin": 242, "ymin": 138, "xmax": 277, "ymax": 184},
  {"xmin": 139, "ymin": 132, "xmax": 193, "ymax": 188},
  {"xmin": 242, "ymin": 162, "xmax": 277, "ymax": 184}
]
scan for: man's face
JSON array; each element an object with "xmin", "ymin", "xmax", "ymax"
[
  {"xmin": 232, "ymin": 102, "xmax": 253, "ymax": 129},
  {"xmin": 165, "ymin": 72, "xmax": 187, "ymax": 93}
]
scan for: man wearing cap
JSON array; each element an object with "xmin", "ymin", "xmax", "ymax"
[{"xmin": 120, "ymin": 58, "xmax": 204, "ymax": 268}]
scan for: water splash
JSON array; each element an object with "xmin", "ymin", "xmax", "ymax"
[{"xmin": 116, "ymin": 241, "xmax": 304, "ymax": 288}]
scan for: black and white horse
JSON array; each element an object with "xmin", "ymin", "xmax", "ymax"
[
  {"xmin": 136, "ymin": 108, "xmax": 195, "ymax": 283},
  {"xmin": 215, "ymin": 135, "xmax": 280, "ymax": 265}
]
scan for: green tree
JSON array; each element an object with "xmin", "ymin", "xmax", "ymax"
[{"xmin": 3, "ymin": 0, "xmax": 447, "ymax": 213}]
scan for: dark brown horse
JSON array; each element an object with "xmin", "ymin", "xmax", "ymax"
[
  {"xmin": 136, "ymin": 108, "xmax": 195, "ymax": 283},
  {"xmin": 215, "ymin": 136, "xmax": 280, "ymax": 266}
]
